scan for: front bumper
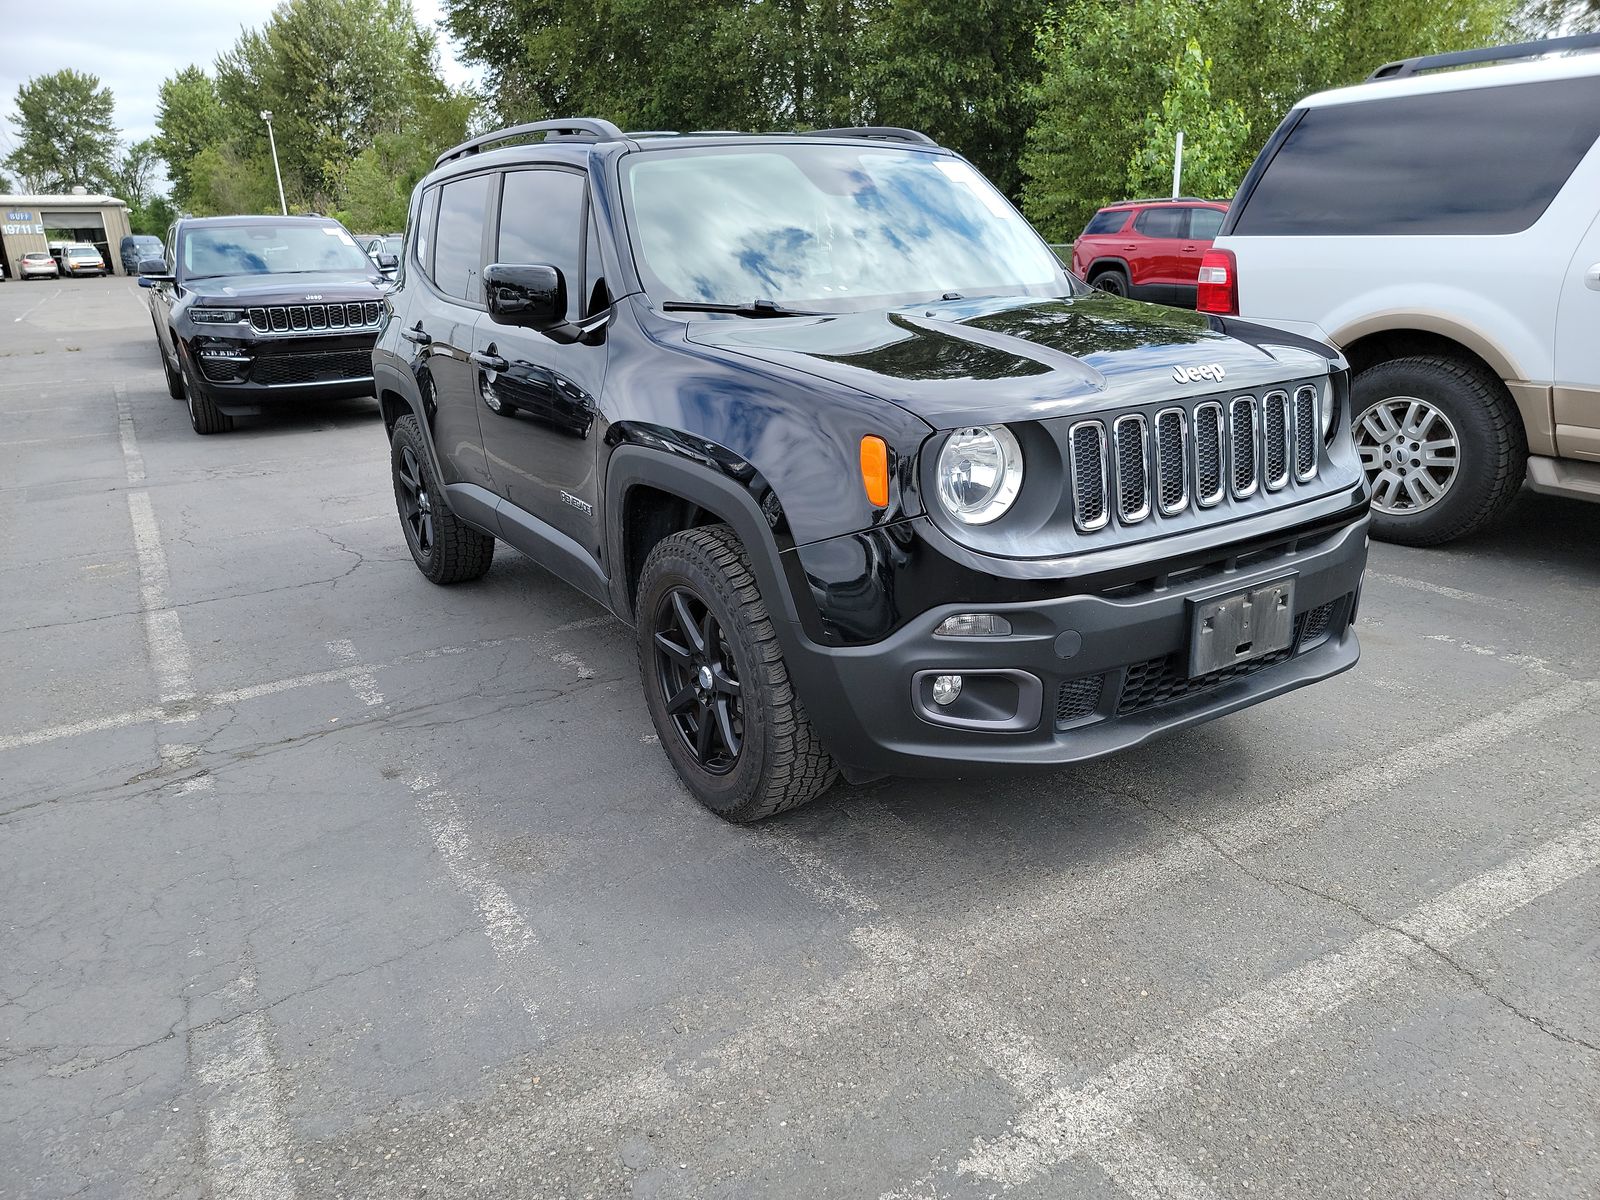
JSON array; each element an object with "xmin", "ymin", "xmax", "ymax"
[
  {"xmin": 782, "ymin": 513, "xmax": 1368, "ymax": 777},
  {"xmin": 180, "ymin": 332, "xmax": 377, "ymax": 414}
]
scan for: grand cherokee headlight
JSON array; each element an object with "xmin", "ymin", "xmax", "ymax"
[
  {"xmin": 935, "ymin": 425, "xmax": 1023, "ymax": 525},
  {"xmin": 191, "ymin": 307, "xmax": 246, "ymax": 324}
]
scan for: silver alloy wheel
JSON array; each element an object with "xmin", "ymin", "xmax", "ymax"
[{"xmin": 1354, "ymin": 395, "xmax": 1460, "ymax": 515}]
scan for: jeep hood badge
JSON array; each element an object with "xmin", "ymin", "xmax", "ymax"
[{"xmin": 1174, "ymin": 363, "xmax": 1226, "ymax": 384}]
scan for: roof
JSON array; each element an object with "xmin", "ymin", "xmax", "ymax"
[
  {"xmin": 175, "ymin": 214, "xmax": 341, "ymax": 226},
  {"xmin": 1297, "ymin": 41, "xmax": 1600, "ymax": 110},
  {"xmin": 1102, "ymin": 197, "xmax": 1228, "ymax": 208},
  {"xmin": 0, "ymin": 193, "xmax": 127, "ymax": 207}
]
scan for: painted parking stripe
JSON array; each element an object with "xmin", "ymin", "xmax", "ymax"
[{"xmin": 957, "ymin": 812, "xmax": 1600, "ymax": 1189}]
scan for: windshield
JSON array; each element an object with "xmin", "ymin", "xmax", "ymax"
[
  {"xmin": 623, "ymin": 144, "xmax": 1076, "ymax": 312},
  {"xmin": 68, "ymin": 247, "xmax": 99, "ymax": 259},
  {"xmin": 179, "ymin": 223, "xmax": 373, "ymax": 279}
]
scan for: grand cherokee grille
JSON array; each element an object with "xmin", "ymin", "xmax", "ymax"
[
  {"xmin": 250, "ymin": 349, "xmax": 373, "ymax": 386},
  {"xmin": 248, "ymin": 301, "xmax": 380, "ymax": 333},
  {"xmin": 1068, "ymin": 387, "xmax": 1321, "ymax": 533}
]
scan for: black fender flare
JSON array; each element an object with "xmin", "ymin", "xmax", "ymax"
[
  {"xmin": 373, "ymin": 360, "xmax": 451, "ymax": 486},
  {"xmin": 603, "ymin": 443, "xmax": 809, "ymax": 636},
  {"xmin": 1084, "ymin": 256, "xmax": 1132, "ymax": 284}
]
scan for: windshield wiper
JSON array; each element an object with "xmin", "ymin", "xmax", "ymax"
[{"xmin": 661, "ymin": 300, "xmax": 825, "ymax": 318}]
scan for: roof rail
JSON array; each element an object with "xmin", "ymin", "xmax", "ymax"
[
  {"xmin": 1110, "ymin": 196, "xmax": 1219, "ymax": 206},
  {"xmin": 804, "ymin": 126, "xmax": 937, "ymax": 146},
  {"xmin": 1367, "ymin": 31, "xmax": 1600, "ymax": 80},
  {"xmin": 434, "ymin": 118, "xmax": 626, "ymax": 167}
]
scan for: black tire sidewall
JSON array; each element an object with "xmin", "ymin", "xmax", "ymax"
[
  {"xmin": 1095, "ymin": 269, "xmax": 1128, "ymax": 296},
  {"xmin": 1352, "ymin": 359, "xmax": 1523, "ymax": 545},
  {"xmin": 390, "ymin": 419, "xmax": 440, "ymax": 575},
  {"xmin": 636, "ymin": 551, "xmax": 772, "ymax": 817}
]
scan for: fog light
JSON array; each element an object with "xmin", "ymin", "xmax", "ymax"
[
  {"xmin": 935, "ymin": 613, "xmax": 1011, "ymax": 638},
  {"xmin": 931, "ymin": 674, "xmax": 963, "ymax": 706}
]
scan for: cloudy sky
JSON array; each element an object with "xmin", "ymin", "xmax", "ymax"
[{"xmin": 0, "ymin": 0, "xmax": 479, "ymax": 163}]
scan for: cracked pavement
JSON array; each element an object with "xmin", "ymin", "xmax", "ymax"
[{"xmin": 2, "ymin": 278, "xmax": 1598, "ymax": 1199}]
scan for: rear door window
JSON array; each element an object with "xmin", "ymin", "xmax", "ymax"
[
  {"xmin": 1134, "ymin": 207, "xmax": 1187, "ymax": 238},
  {"xmin": 1234, "ymin": 75, "xmax": 1600, "ymax": 236},
  {"xmin": 433, "ymin": 174, "xmax": 492, "ymax": 303},
  {"xmin": 1187, "ymin": 208, "xmax": 1225, "ymax": 240},
  {"xmin": 1082, "ymin": 210, "xmax": 1128, "ymax": 235}
]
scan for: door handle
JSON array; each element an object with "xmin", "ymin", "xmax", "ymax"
[
  {"xmin": 1181, "ymin": 244, "xmax": 1199, "ymax": 251},
  {"xmin": 1586, "ymin": 263, "xmax": 1600, "ymax": 291},
  {"xmin": 1122, "ymin": 243, "xmax": 1138, "ymax": 251},
  {"xmin": 400, "ymin": 323, "xmax": 431, "ymax": 345},
  {"xmin": 470, "ymin": 349, "xmax": 508, "ymax": 371}
]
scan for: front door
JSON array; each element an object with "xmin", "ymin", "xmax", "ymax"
[
  {"xmin": 473, "ymin": 167, "xmax": 607, "ymax": 563},
  {"xmin": 1553, "ymin": 207, "xmax": 1600, "ymax": 462}
]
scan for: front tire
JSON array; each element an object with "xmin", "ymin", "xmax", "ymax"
[
  {"xmin": 636, "ymin": 525, "xmax": 837, "ymax": 823},
  {"xmin": 1352, "ymin": 356, "xmax": 1525, "ymax": 546},
  {"xmin": 180, "ymin": 351, "xmax": 234, "ymax": 434},
  {"xmin": 390, "ymin": 414, "xmax": 495, "ymax": 584}
]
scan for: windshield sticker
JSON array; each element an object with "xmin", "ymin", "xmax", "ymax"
[{"xmin": 935, "ymin": 160, "xmax": 1017, "ymax": 220}]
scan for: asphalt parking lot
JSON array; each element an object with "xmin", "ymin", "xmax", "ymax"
[{"xmin": 2, "ymin": 275, "xmax": 1598, "ymax": 1200}]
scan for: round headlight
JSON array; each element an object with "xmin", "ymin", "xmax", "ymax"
[{"xmin": 936, "ymin": 425, "xmax": 1023, "ymax": 525}]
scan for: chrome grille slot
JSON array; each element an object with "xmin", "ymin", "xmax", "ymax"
[
  {"xmin": 1294, "ymin": 385, "xmax": 1319, "ymax": 481},
  {"xmin": 1068, "ymin": 420, "xmax": 1109, "ymax": 532},
  {"xmin": 1154, "ymin": 407, "xmax": 1187, "ymax": 515},
  {"xmin": 270, "ymin": 307, "xmax": 288, "ymax": 332},
  {"xmin": 1112, "ymin": 414, "xmax": 1151, "ymax": 523},
  {"xmin": 1229, "ymin": 395, "xmax": 1259, "ymax": 498},
  {"xmin": 289, "ymin": 305, "xmax": 308, "ymax": 331},
  {"xmin": 309, "ymin": 304, "xmax": 327, "ymax": 329},
  {"xmin": 1193, "ymin": 401, "xmax": 1225, "ymax": 507},
  {"xmin": 1262, "ymin": 390, "xmax": 1290, "ymax": 491}
]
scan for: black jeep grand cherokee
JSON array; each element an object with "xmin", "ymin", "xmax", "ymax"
[
  {"xmin": 140, "ymin": 215, "xmax": 388, "ymax": 434},
  {"xmin": 376, "ymin": 120, "xmax": 1370, "ymax": 822}
]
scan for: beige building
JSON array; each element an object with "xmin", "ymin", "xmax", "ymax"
[{"xmin": 1, "ymin": 192, "xmax": 134, "ymax": 277}]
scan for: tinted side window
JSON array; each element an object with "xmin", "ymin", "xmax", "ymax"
[
  {"xmin": 1082, "ymin": 210, "xmax": 1128, "ymax": 235},
  {"xmin": 434, "ymin": 174, "xmax": 491, "ymax": 302},
  {"xmin": 414, "ymin": 186, "xmax": 439, "ymax": 277},
  {"xmin": 1188, "ymin": 208, "xmax": 1224, "ymax": 240},
  {"xmin": 1134, "ymin": 207, "xmax": 1186, "ymax": 238},
  {"xmin": 585, "ymin": 205, "xmax": 605, "ymax": 318},
  {"xmin": 1235, "ymin": 75, "xmax": 1600, "ymax": 236},
  {"xmin": 497, "ymin": 169, "xmax": 585, "ymax": 321}
]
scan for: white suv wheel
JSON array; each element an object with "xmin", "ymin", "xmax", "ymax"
[{"xmin": 1355, "ymin": 395, "xmax": 1460, "ymax": 515}]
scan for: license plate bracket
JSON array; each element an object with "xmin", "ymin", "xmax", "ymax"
[{"xmin": 1188, "ymin": 577, "xmax": 1296, "ymax": 678}]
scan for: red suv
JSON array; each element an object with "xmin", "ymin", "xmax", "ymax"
[{"xmin": 1070, "ymin": 198, "xmax": 1229, "ymax": 308}]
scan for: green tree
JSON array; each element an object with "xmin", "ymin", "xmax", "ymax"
[
  {"xmin": 154, "ymin": 66, "xmax": 225, "ymax": 211},
  {"xmin": 129, "ymin": 194, "xmax": 178, "ymax": 238},
  {"xmin": 3, "ymin": 69, "xmax": 119, "ymax": 192},
  {"xmin": 1127, "ymin": 40, "xmax": 1252, "ymax": 201},
  {"xmin": 861, "ymin": 0, "xmax": 1049, "ymax": 198},
  {"xmin": 112, "ymin": 138, "xmax": 161, "ymax": 209}
]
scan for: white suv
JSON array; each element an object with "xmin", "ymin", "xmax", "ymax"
[{"xmin": 1200, "ymin": 34, "xmax": 1600, "ymax": 545}]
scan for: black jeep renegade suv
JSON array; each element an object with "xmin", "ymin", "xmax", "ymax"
[
  {"xmin": 375, "ymin": 119, "xmax": 1370, "ymax": 822},
  {"xmin": 140, "ymin": 215, "xmax": 388, "ymax": 434}
]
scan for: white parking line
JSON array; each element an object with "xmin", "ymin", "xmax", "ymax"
[
  {"xmin": 957, "ymin": 811, "xmax": 1600, "ymax": 1189},
  {"xmin": 1364, "ymin": 571, "xmax": 1516, "ymax": 611},
  {"xmin": 405, "ymin": 770, "xmax": 544, "ymax": 1026},
  {"xmin": 325, "ymin": 639, "xmax": 386, "ymax": 707},
  {"xmin": 193, "ymin": 969, "xmax": 296, "ymax": 1200},
  {"xmin": 10, "ymin": 285, "xmax": 61, "ymax": 323}
]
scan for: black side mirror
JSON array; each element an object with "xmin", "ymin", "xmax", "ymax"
[
  {"xmin": 138, "ymin": 258, "xmax": 173, "ymax": 287},
  {"xmin": 485, "ymin": 263, "xmax": 565, "ymax": 329},
  {"xmin": 376, "ymin": 252, "xmax": 399, "ymax": 271}
]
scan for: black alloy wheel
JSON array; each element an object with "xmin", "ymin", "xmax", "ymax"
[
  {"xmin": 652, "ymin": 585, "xmax": 743, "ymax": 775},
  {"xmin": 395, "ymin": 442, "xmax": 434, "ymax": 557}
]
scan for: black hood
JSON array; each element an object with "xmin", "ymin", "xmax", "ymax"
[
  {"xmin": 684, "ymin": 292, "xmax": 1334, "ymax": 428},
  {"xmin": 183, "ymin": 270, "xmax": 387, "ymax": 305}
]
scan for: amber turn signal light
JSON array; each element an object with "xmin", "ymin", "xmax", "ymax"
[{"xmin": 859, "ymin": 435, "xmax": 890, "ymax": 507}]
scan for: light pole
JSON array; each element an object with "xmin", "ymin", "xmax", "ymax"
[{"xmin": 261, "ymin": 110, "xmax": 288, "ymax": 216}]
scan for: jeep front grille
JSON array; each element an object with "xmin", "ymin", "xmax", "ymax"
[
  {"xmin": 1065, "ymin": 387, "xmax": 1324, "ymax": 532},
  {"xmin": 247, "ymin": 301, "xmax": 381, "ymax": 334}
]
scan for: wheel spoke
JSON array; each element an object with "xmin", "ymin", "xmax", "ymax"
[
  {"xmin": 713, "ymin": 696, "xmax": 741, "ymax": 757},
  {"xmin": 1360, "ymin": 407, "xmax": 1398, "ymax": 441},
  {"xmin": 694, "ymin": 703, "xmax": 714, "ymax": 761},
  {"xmin": 1420, "ymin": 446, "xmax": 1457, "ymax": 468},
  {"xmin": 420, "ymin": 512, "xmax": 433, "ymax": 550},
  {"xmin": 397, "ymin": 466, "xmax": 419, "ymax": 494},
  {"xmin": 1400, "ymin": 399, "xmax": 1428, "ymax": 439},
  {"xmin": 1374, "ymin": 473, "xmax": 1402, "ymax": 509},
  {"xmin": 672, "ymin": 591, "xmax": 705, "ymax": 654},
  {"xmin": 711, "ymin": 663, "xmax": 741, "ymax": 696},
  {"xmin": 1413, "ymin": 470, "xmax": 1446, "ymax": 500},
  {"xmin": 654, "ymin": 632, "xmax": 694, "ymax": 669},
  {"xmin": 665, "ymin": 682, "xmax": 697, "ymax": 714}
]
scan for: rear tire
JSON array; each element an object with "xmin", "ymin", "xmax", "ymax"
[
  {"xmin": 636, "ymin": 525, "xmax": 837, "ymax": 823},
  {"xmin": 390, "ymin": 414, "xmax": 495, "ymax": 584},
  {"xmin": 1091, "ymin": 267, "xmax": 1129, "ymax": 297},
  {"xmin": 180, "ymin": 352, "xmax": 234, "ymax": 434},
  {"xmin": 1351, "ymin": 355, "xmax": 1525, "ymax": 546}
]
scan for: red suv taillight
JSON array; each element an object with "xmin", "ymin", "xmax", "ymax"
[{"xmin": 1196, "ymin": 248, "xmax": 1237, "ymax": 315}]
